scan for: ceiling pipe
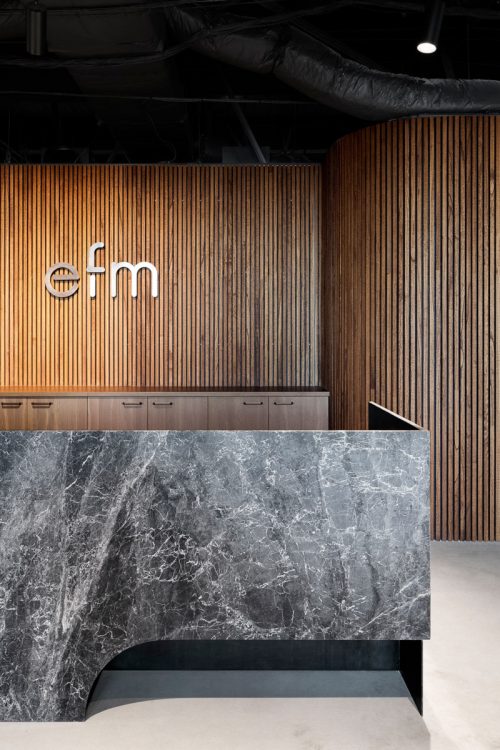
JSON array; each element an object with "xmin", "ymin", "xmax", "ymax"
[{"xmin": 164, "ymin": 6, "xmax": 500, "ymax": 121}]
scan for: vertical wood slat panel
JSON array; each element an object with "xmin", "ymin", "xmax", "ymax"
[
  {"xmin": 322, "ymin": 115, "xmax": 500, "ymax": 541},
  {"xmin": 0, "ymin": 164, "xmax": 321, "ymax": 390}
]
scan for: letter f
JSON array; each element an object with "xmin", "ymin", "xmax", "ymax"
[{"xmin": 87, "ymin": 242, "xmax": 105, "ymax": 298}]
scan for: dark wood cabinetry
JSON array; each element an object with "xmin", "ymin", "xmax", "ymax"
[
  {"xmin": 147, "ymin": 397, "xmax": 208, "ymax": 430},
  {"xmin": 28, "ymin": 398, "xmax": 88, "ymax": 430},
  {"xmin": 0, "ymin": 397, "xmax": 88, "ymax": 429},
  {"xmin": 0, "ymin": 398, "xmax": 27, "ymax": 429},
  {"xmin": 269, "ymin": 396, "xmax": 329, "ymax": 430},
  {"xmin": 0, "ymin": 391, "xmax": 329, "ymax": 431},
  {"xmin": 88, "ymin": 398, "xmax": 148, "ymax": 430},
  {"xmin": 208, "ymin": 397, "xmax": 269, "ymax": 430}
]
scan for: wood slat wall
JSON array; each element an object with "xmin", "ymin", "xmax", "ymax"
[
  {"xmin": 0, "ymin": 164, "xmax": 321, "ymax": 389},
  {"xmin": 322, "ymin": 116, "xmax": 500, "ymax": 541}
]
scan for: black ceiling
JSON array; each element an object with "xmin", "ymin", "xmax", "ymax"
[{"xmin": 0, "ymin": 0, "xmax": 499, "ymax": 164}]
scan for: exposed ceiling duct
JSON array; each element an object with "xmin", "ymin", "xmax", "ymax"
[{"xmin": 164, "ymin": 6, "xmax": 500, "ymax": 121}]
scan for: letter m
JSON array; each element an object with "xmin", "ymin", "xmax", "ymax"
[{"xmin": 110, "ymin": 261, "xmax": 159, "ymax": 298}]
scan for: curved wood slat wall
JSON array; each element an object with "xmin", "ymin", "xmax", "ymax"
[
  {"xmin": 322, "ymin": 116, "xmax": 500, "ymax": 541},
  {"xmin": 0, "ymin": 164, "xmax": 321, "ymax": 389}
]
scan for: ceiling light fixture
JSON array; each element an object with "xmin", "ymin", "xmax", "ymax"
[
  {"xmin": 417, "ymin": 0, "xmax": 445, "ymax": 54},
  {"xmin": 26, "ymin": 1, "xmax": 47, "ymax": 57}
]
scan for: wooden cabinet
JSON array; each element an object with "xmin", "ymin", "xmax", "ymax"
[
  {"xmin": 208, "ymin": 397, "xmax": 269, "ymax": 430},
  {"xmin": 27, "ymin": 398, "xmax": 88, "ymax": 430},
  {"xmin": 148, "ymin": 397, "xmax": 208, "ymax": 430},
  {"xmin": 0, "ymin": 398, "xmax": 27, "ymax": 429},
  {"xmin": 0, "ymin": 392, "xmax": 329, "ymax": 430},
  {"xmin": 269, "ymin": 396, "xmax": 329, "ymax": 430},
  {"xmin": 88, "ymin": 398, "xmax": 148, "ymax": 430},
  {"xmin": 0, "ymin": 397, "xmax": 88, "ymax": 430}
]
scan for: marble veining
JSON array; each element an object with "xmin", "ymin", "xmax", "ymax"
[{"xmin": 0, "ymin": 430, "xmax": 429, "ymax": 721}]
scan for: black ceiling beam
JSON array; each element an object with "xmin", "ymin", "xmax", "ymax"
[
  {"xmin": 0, "ymin": 89, "xmax": 318, "ymax": 105},
  {"xmin": 0, "ymin": 0, "xmax": 251, "ymax": 16},
  {"xmin": 2, "ymin": 1, "xmax": 500, "ymax": 21}
]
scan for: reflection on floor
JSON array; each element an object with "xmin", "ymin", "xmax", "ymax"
[
  {"xmin": 88, "ymin": 670, "xmax": 411, "ymax": 718},
  {"xmin": 0, "ymin": 542, "xmax": 499, "ymax": 750}
]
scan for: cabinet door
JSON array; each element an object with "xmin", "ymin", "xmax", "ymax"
[
  {"xmin": 88, "ymin": 398, "xmax": 148, "ymax": 430},
  {"xmin": 0, "ymin": 398, "xmax": 27, "ymax": 429},
  {"xmin": 269, "ymin": 396, "xmax": 329, "ymax": 430},
  {"xmin": 208, "ymin": 397, "xmax": 269, "ymax": 430},
  {"xmin": 148, "ymin": 397, "xmax": 208, "ymax": 430},
  {"xmin": 27, "ymin": 398, "xmax": 88, "ymax": 430}
]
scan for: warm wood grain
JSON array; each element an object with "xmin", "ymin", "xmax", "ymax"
[
  {"xmin": 207, "ymin": 396, "xmax": 269, "ymax": 430},
  {"xmin": 322, "ymin": 115, "xmax": 500, "ymax": 541},
  {"xmin": 0, "ymin": 398, "xmax": 27, "ymax": 429},
  {"xmin": 27, "ymin": 398, "xmax": 88, "ymax": 430},
  {"xmin": 147, "ymin": 396, "xmax": 208, "ymax": 430},
  {"xmin": 268, "ymin": 396, "xmax": 329, "ymax": 429},
  {"xmin": 87, "ymin": 397, "xmax": 148, "ymax": 430},
  {"xmin": 0, "ymin": 165, "xmax": 321, "ymax": 390}
]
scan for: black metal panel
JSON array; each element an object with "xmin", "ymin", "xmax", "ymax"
[
  {"xmin": 400, "ymin": 640, "xmax": 423, "ymax": 714},
  {"xmin": 368, "ymin": 402, "xmax": 421, "ymax": 431},
  {"xmin": 108, "ymin": 640, "xmax": 400, "ymax": 671}
]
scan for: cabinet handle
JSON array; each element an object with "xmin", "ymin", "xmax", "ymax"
[
  {"xmin": 1, "ymin": 402, "xmax": 22, "ymax": 408},
  {"xmin": 274, "ymin": 401, "xmax": 294, "ymax": 406},
  {"xmin": 152, "ymin": 402, "xmax": 174, "ymax": 407},
  {"xmin": 122, "ymin": 402, "xmax": 143, "ymax": 407},
  {"xmin": 31, "ymin": 402, "xmax": 53, "ymax": 408},
  {"xmin": 243, "ymin": 401, "xmax": 264, "ymax": 406}
]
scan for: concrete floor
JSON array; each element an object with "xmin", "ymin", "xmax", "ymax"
[{"xmin": 1, "ymin": 542, "xmax": 499, "ymax": 750}]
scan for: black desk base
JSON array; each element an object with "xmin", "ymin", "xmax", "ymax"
[{"xmin": 107, "ymin": 640, "xmax": 423, "ymax": 715}]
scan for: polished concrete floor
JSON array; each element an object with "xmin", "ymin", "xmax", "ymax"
[{"xmin": 1, "ymin": 542, "xmax": 499, "ymax": 749}]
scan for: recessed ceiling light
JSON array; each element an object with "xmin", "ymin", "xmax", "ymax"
[
  {"xmin": 417, "ymin": 41, "xmax": 437, "ymax": 54},
  {"xmin": 417, "ymin": 0, "xmax": 445, "ymax": 55}
]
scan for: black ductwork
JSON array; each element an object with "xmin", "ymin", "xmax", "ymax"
[{"xmin": 164, "ymin": 7, "xmax": 500, "ymax": 121}]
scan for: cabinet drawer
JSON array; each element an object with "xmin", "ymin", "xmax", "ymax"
[
  {"xmin": 27, "ymin": 398, "xmax": 88, "ymax": 430},
  {"xmin": 88, "ymin": 398, "xmax": 148, "ymax": 430},
  {"xmin": 0, "ymin": 398, "xmax": 27, "ymax": 429},
  {"xmin": 208, "ymin": 397, "xmax": 269, "ymax": 430},
  {"xmin": 269, "ymin": 396, "xmax": 329, "ymax": 430},
  {"xmin": 148, "ymin": 397, "xmax": 208, "ymax": 430}
]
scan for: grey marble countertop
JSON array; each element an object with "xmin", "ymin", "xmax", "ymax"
[{"xmin": 0, "ymin": 429, "xmax": 429, "ymax": 720}]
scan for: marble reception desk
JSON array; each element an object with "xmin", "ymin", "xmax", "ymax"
[{"xmin": 0, "ymin": 428, "xmax": 430, "ymax": 721}]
